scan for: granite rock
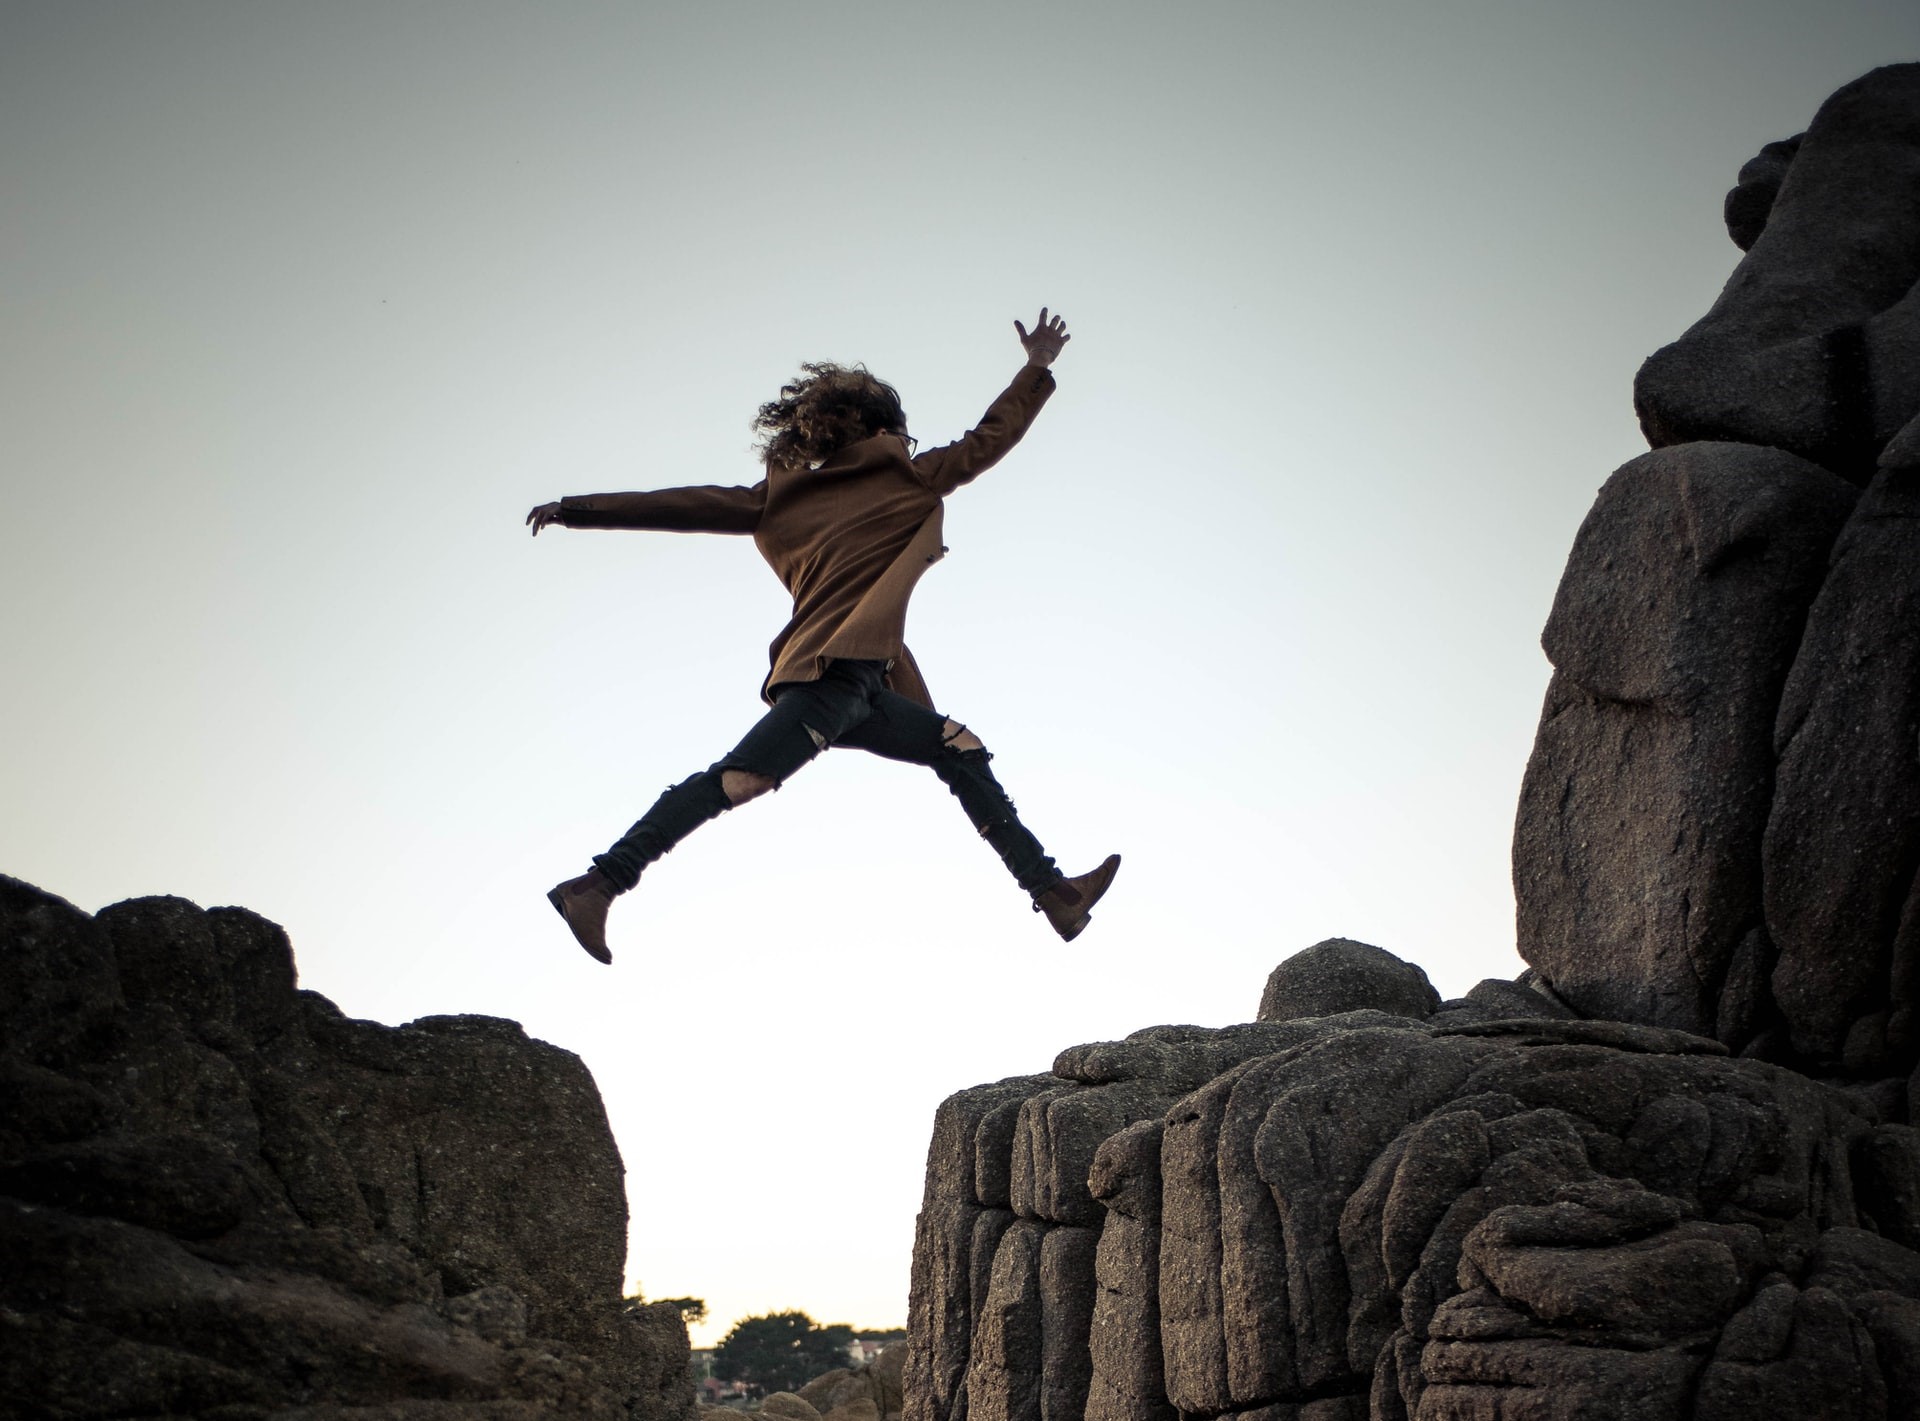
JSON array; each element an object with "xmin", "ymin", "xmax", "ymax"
[
  {"xmin": 908, "ymin": 997, "xmax": 1920, "ymax": 1421},
  {"xmin": 1635, "ymin": 64, "xmax": 1920, "ymax": 479},
  {"xmin": 0, "ymin": 875, "xmax": 691, "ymax": 1421},
  {"xmin": 1256, "ymin": 939, "xmax": 1439, "ymax": 1024},
  {"xmin": 1766, "ymin": 457, "xmax": 1920, "ymax": 1068},
  {"xmin": 1513, "ymin": 440, "xmax": 1855, "ymax": 1037}
]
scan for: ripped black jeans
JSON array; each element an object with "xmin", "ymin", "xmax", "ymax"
[{"xmin": 592, "ymin": 659, "xmax": 1062, "ymax": 897}]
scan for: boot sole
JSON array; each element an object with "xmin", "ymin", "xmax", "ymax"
[{"xmin": 549, "ymin": 886, "xmax": 613, "ymax": 965}]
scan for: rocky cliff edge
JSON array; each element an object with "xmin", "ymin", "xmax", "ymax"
[{"xmin": 0, "ymin": 875, "xmax": 694, "ymax": 1421}]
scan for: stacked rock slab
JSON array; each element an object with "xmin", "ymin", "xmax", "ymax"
[
  {"xmin": 0, "ymin": 874, "xmax": 694, "ymax": 1421},
  {"xmin": 1512, "ymin": 63, "xmax": 1920, "ymax": 1088},
  {"xmin": 905, "ymin": 940, "xmax": 1920, "ymax": 1420},
  {"xmin": 1511, "ymin": 441, "xmax": 1855, "ymax": 1037}
]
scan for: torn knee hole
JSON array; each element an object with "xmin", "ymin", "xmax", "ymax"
[
  {"xmin": 720, "ymin": 769, "xmax": 777, "ymax": 804},
  {"xmin": 803, "ymin": 723, "xmax": 828, "ymax": 750},
  {"xmin": 941, "ymin": 719, "xmax": 986, "ymax": 753}
]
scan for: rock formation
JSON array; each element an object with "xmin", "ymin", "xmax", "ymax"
[
  {"xmin": 0, "ymin": 875, "xmax": 694, "ymax": 1421},
  {"xmin": 1524, "ymin": 60, "xmax": 1920, "ymax": 1077},
  {"xmin": 905, "ymin": 63, "xmax": 1920, "ymax": 1421},
  {"xmin": 906, "ymin": 951, "xmax": 1920, "ymax": 1421}
]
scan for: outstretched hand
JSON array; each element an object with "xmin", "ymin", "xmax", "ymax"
[
  {"xmin": 526, "ymin": 501, "xmax": 563, "ymax": 536},
  {"xmin": 1015, "ymin": 307, "xmax": 1070, "ymax": 367}
]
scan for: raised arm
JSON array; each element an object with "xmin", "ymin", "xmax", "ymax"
[
  {"xmin": 910, "ymin": 308, "xmax": 1069, "ymax": 497},
  {"xmin": 527, "ymin": 481, "xmax": 767, "ymax": 536}
]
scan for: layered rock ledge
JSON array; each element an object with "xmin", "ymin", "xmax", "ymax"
[{"xmin": 905, "ymin": 946, "xmax": 1920, "ymax": 1421}]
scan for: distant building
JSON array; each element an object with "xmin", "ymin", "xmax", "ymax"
[
  {"xmin": 689, "ymin": 1350, "xmax": 749, "ymax": 1406},
  {"xmin": 846, "ymin": 1334, "xmax": 906, "ymax": 1366}
]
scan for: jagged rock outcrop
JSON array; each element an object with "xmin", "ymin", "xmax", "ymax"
[
  {"xmin": 1635, "ymin": 63, "xmax": 1920, "ymax": 480},
  {"xmin": 905, "ymin": 952, "xmax": 1920, "ymax": 1421},
  {"xmin": 0, "ymin": 874, "xmax": 693, "ymax": 1421},
  {"xmin": 906, "ymin": 64, "xmax": 1920, "ymax": 1421}
]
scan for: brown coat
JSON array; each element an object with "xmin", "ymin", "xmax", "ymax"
[{"xmin": 558, "ymin": 364, "xmax": 1056, "ymax": 708}]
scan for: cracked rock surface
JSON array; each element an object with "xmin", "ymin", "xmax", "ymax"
[{"xmin": 906, "ymin": 949, "xmax": 1920, "ymax": 1421}]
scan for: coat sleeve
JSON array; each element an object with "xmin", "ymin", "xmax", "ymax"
[
  {"xmin": 558, "ymin": 482, "xmax": 767, "ymax": 533},
  {"xmin": 910, "ymin": 366, "xmax": 1056, "ymax": 497}
]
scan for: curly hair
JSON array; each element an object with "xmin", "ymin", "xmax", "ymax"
[{"xmin": 752, "ymin": 362, "xmax": 911, "ymax": 472}]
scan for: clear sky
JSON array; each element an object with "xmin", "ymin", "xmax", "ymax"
[{"xmin": 5, "ymin": 0, "xmax": 1916, "ymax": 1348}]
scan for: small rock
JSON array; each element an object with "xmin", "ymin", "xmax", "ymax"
[{"xmin": 1256, "ymin": 939, "xmax": 1438, "ymax": 1023}]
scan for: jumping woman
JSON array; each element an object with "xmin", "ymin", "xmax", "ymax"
[{"xmin": 527, "ymin": 309, "xmax": 1119, "ymax": 963}]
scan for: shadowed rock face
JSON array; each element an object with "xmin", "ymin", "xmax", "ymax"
[
  {"xmin": 1766, "ymin": 452, "xmax": 1920, "ymax": 1068},
  {"xmin": 0, "ymin": 875, "xmax": 693, "ymax": 1421},
  {"xmin": 1515, "ymin": 64, "xmax": 1920, "ymax": 1083}
]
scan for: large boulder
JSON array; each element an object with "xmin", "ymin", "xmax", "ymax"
[
  {"xmin": 799, "ymin": 1344, "xmax": 908, "ymax": 1421},
  {"xmin": 0, "ymin": 875, "xmax": 692, "ymax": 1421},
  {"xmin": 1513, "ymin": 441, "xmax": 1855, "ymax": 1037}
]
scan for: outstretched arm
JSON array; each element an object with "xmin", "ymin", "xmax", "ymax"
[
  {"xmin": 526, "ymin": 481, "xmax": 767, "ymax": 536},
  {"xmin": 912, "ymin": 308, "xmax": 1069, "ymax": 496}
]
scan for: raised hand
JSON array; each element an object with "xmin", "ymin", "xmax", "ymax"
[
  {"xmin": 1014, "ymin": 307, "xmax": 1071, "ymax": 367},
  {"xmin": 526, "ymin": 501, "xmax": 564, "ymax": 536}
]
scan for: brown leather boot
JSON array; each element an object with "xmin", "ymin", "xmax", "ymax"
[
  {"xmin": 548, "ymin": 868, "xmax": 618, "ymax": 964},
  {"xmin": 1033, "ymin": 854, "xmax": 1121, "ymax": 942}
]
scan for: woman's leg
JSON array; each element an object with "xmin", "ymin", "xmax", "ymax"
[
  {"xmin": 835, "ymin": 691, "xmax": 1064, "ymax": 896},
  {"xmin": 595, "ymin": 662, "xmax": 886, "ymax": 889},
  {"xmin": 550, "ymin": 662, "xmax": 886, "ymax": 960}
]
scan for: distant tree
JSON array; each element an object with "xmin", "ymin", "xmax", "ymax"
[
  {"xmin": 712, "ymin": 1310, "xmax": 855, "ymax": 1395},
  {"xmin": 661, "ymin": 1297, "xmax": 708, "ymax": 1325},
  {"xmin": 622, "ymin": 1292, "xmax": 707, "ymax": 1326}
]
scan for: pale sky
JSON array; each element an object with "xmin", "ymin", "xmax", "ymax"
[{"xmin": 5, "ymin": 0, "xmax": 1916, "ymax": 1347}]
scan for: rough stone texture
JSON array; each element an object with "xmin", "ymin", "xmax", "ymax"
[
  {"xmin": 1513, "ymin": 440, "xmax": 1856, "ymax": 1037},
  {"xmin": 967, "ymin": 1218, "xmax": 1047, "ymax": 1421},
  {"xmin": 1636, "ymin": 64, "xmax": 1920, "ymax": 480},
  {"xmin": 1257, "ymin": 939, "xmax": 1440, "ymax": 1024},
  {"xmin": 1765, "ymin": 454, "xmax": 1920, "ymax": 1069},
  {"xmin": 906, "ymin": 1076, "xmax": 1059, "ymax": 1421},
  {"xmin": 1084, "ymin": 1122, "xmax": 1171, "ymax": 1421},
  {"xmin": 907, "ymin": 1010, "xmax": 1427, "ymax": 1421},
  {"xmin": 0, "ymin": 875, "xmax": 692, "ymax": 1421},
  {"xmin": 909, "ymin": 1001, "xmax": 1920, "ymax": 1421}
]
